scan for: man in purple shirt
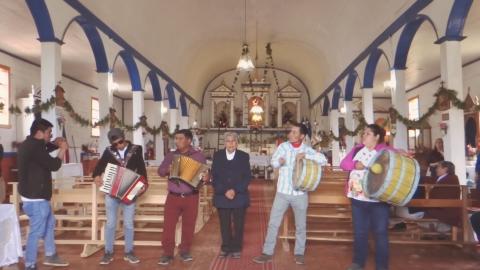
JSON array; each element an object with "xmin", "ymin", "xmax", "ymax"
[{"xmin": 157, "ymin": 129, "xmax": 209, "ymax": 266}]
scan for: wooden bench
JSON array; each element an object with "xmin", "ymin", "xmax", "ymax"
[{"xmin": 279, "ymin": 171, "xmax": 475, "ymax": 246}]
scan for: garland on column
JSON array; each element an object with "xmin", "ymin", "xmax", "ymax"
[
  {"xmin": 2, "ymin": 90, "xmax": 176, "ymax": 137},
  {"xmin": 325, "ymin": 83, "xmax": 471, "ymax": 142}
]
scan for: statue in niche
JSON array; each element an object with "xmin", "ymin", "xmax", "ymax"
[
  {"xmin": 270, "ymin": 107, "xmax": 278, "ymax": 128},
  {"xmin": 282, "ymin": 109, "xmax": 294, "ymax": 125},
  {"xmin": 214, "ymin": 101, "xmax": 229, "ymax": 127},
  {"xmin": 282, "ymin": 102, "xmax": 296, "ymax": 124},
  {"xmin": 234, "ymin": 107, "xmax": 243, "ymax": 127},
  {"xmin": 54, "ymin": 84, "xmax": 66, "ymax": 107}
]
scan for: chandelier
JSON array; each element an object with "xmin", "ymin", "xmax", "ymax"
[{"xmin": 236, "ymin": 0, "xmax": 255, "ymax": 71}]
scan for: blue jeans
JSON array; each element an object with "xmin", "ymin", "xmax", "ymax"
[
  {"xmin": 262, "ymin": 192, "xmax": 308, "ymax": 256},
  {"xmin": 104, "ymin": 195, "xmax": 136, "ymax": 254},
  {"xmin": 351, "ymin": 199, "xmax": 390, "ymax": 270},
  {"xmin": 22, "ymin": 201, "xmax": 56, "ymax": 267}
]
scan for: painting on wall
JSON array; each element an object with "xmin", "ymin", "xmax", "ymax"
[
  {"xmin": 282, "ymin": 102, "xmax": 296, "ymax": 124},
  {"xmin": 0, "ymin": 65, "xmax": 10, "ymax": 127},
  {"xmin": 214, "ymin": 101, "xmax": 229, "ymax": 127}
]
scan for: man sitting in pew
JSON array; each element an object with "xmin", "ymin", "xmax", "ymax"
[
  {"xmin": 418, "ymin": 161, "xmax": 461, "ymax": 235},
  {"xmin": 92, "ymin": 128, "xmax": 148, "ymax": 265}
]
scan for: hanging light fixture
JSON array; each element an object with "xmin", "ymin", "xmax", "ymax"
[{"xmin": 236, "ymin": 0, "xmax": 255, "ymax": 71}]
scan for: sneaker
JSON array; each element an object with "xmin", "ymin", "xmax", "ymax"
[
  {"xmin": 230, "ymin": 252, "xmax": 241, "ymax": 259},
  {"xmin": 43, "ymin": 253, "xmax": 69, "ymax": 267},
  {"xmin": 157, "ymin": 255, "xmax": 173, "ymax": 266},
  {"xmin": 123, "ymin": 252, "xmax": 140, "ymax": 264},
  {"xmin": 347, "ymin": 263, "xmax": 364, "ymax": 270},
  {"xmin": 294, "ymin": 254, "xmax": 305, "ymax": 265},
  {"xmin": 25, "ymin": 265, "xmax": 37, "ymax": 270},
  {"xmin": 179, "ymin": 252, "xmax": 193, "ymax": 262},
  {"xmin": 219, "ymin": 251, "xmax": 229, "ymax": 258},
  {"xmin": 99, "ymin": 252, "xmax": 114, "ymax": 265},
  {"xmin": 252, "ymin": 253, "xmax": 273, "ymax": 264}
]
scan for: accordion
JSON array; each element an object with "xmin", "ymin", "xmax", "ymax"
[
  {"xmin": 170, "ymin": 154, "xmax": 209, "ymax": 189},
  {"xmin": 100, "ymin": 163, "xmax": 147, "ymax": 204}
]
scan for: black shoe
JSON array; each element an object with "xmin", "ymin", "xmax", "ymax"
[
  {"xmin": 158, "ymin": 255, "xmax": 173, "ymax": 266},
  {"xmin": 219, "ymin": 251, "xmax": 229, "ymax": 258},
  {"xmin": 230, "ymin": 252, "xmax": 241, "ymax": 259},
  {"xmin": 179, "ymin": 252, "xmax": 193, "ymax": 262},
  {"xmin": 390, "ymin": 222, "xmax": 407, "ymax": 232}
]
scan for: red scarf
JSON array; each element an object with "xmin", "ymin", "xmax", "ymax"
[{"xmin": 291, "ymin": 141, "xmax": 302, "ymax": 148}]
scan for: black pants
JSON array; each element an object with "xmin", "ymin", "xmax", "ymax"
[
  {"xmin": 218, "ymin": 207, "xmax": 246, "ymax": 253},
  {"xmin": 471, "ymin": 212, "xmax": 480, "ymax": 240}
]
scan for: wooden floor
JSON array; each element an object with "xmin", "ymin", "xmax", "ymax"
[{"xmin": 12, "ymin": 180, "xmax": 480, "ymax": 270}]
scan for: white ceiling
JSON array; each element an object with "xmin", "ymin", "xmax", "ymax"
[{"xmin": 1, "ymin": 1, "xmax": 480, "ymax": 103}]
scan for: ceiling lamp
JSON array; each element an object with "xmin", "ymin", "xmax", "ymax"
[{"xmin": 236, "ymin": 0, "xmax": 255, "ymax": 71}]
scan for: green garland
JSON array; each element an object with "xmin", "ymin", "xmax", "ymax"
[{"xmin": 326, "ymin": 84, "xmax": 474, "ymax": 142}]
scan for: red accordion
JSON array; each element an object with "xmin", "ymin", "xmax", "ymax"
[{"xmin": 100, "ymin": 163, "xmax": 147, "ymax": 204}]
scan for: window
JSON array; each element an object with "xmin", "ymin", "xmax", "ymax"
[
  {"xmin": 91, "ymin": 97, "xmax": 100, "ymax": 137},
  {"xmin": 408, "ymin": 96, "xmax": 419, "ymax": 120},
  {"xmin": 408, "ymin": 96, "xmax": 420, "ymax": 150},
  {"xmin": 0, "ymin": 65, "xmax": 10, "ymax": 127}
]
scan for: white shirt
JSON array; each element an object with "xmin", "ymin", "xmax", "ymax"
[
  {"xmin": 117, "ymin": 147, "xmax": 127, "ymax": 160},
  {"xmin": 436, "ymin": 173, "xmax": 448, "ymax": 183},
  {"xmin": 21, "ymin": 196, "xmax": 45, "ymax": 202},
  {"xmin": 226, "ymin": 150, "xmax": 236, "ymax": 160},
  {"xmin": 347, "ymin": 146, "xmax": 379, "ymax": 202}
]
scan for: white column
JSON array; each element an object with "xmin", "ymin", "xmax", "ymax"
[
  {"xmin": 440, "ymin": 41, "xmax": 466, "ymax": 185},
  {"xmin": 391, "ymin": 69, "xmax": 408, "ymax": 150},
  {"xmin": 229, "ymin": 100, "xmax": 234, "ymax": 127},
  {"xmin": 330, "ymin": 109, "xmax": 340, "ymax": 166},
  {"xmin": 344, "ymin": 100, "xmax": 355, "ymax": 152},
  {"xmin": 362, "ymin": 88, "xmax": 374, "ymax": 124},
  {"xmin": 296, "ymin": 100, "xmax": 301, "ymax": 123},
  {"xmin": 277, "ymin": 99, "xmax": 282, "ymax": 127},
  {"xmin": 180, "ymin": 116, "xmax": 189, "ymax": 129},
  {"xmin": 40, "ymin": 42, "xmax": 62, "ymax": 137},
  {"xmin": 97, "ymin": 72, "xmax": 114, "ymax": 151},
  {"xmin": 211, "ymin": 100, "xmax": 215, "ymax": 127},
  {"xmin": 169, "ymin": 109, "xmax": 179, "ymax": 133},
  {"xmin": 132, "ymin": 91, "xmax": 145, "ymax": 153},
  {"xmin": 155, "ymin": 100, "xmax": 168, "ymax": 163}
]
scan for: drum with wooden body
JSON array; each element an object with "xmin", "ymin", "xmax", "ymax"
[
  {"xmin": 363, "ymin": 149, "xmax": 420, "ymax": 206},
  {"xmin": 293, "ymin": 158, "xmax": 322, "ymax": 192},
  {"xmin": 169, "ymin": 154, "xmax": 209, "ymax": 189}
]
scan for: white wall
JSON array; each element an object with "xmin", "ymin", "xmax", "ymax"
[{"xmin": 0, "ymin": 51, "xmax": 103, "ymax": 164}]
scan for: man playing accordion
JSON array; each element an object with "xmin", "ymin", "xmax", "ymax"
[
  {"xmin": 157, "ymin": 129, "xmax": 210, "ymax": 266},
  {"xmin": 92, "ymin": 128, "xmax": 148, "ymax": 265}
]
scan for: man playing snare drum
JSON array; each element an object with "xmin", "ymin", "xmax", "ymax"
[{"xmin": 253, "ymin": 123, "xmax": 327, "ymax": 265}]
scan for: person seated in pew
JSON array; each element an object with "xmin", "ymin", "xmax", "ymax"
[
  {"xmin": 252, "ymin": 123, "xmax": 327, "ymax": 266},
  {"xmin": 92, "ymin": 128, "xmax": 148, "ymax": 265},
  {"xmin": 417, "ymin": 161, "xmax": 461, "ymax": 236},
  {"xmin": 17, "ymin": 119, "xmax": 70, "ymax": 270}
]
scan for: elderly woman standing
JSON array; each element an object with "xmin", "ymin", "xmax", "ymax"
[
  {"xmin": 211, "ymin": 132, "xmax": 252, "ymax": 259},
  {"xmin": 340, "ymin": 124, "xmax": 396, "ymax": 270}
]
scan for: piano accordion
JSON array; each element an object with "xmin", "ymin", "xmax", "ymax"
[{"xmin": 100, "ymin": 163, "xmax": 147, "ymax": 204}]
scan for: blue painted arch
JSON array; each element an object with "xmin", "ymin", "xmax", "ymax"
[
  {"xmin": 25, "ymin": 0, "xmax": 61, "ymax": 43},
  {"xmin": 165, "ymin": 83, "xmax": 177, "ymax": 109},
  {"xmin": 331, "ymin": 86, "xmax": 342, "ymax": 110},
  {"xmin": 344, "ymin": 70, "xmax": 362, "ymax": 101},
  {"xmin": 394, "ymin": 14, "xmax": 439, "ymax": 69},
  {"xmin": 113, "ymin": 50, "xmax": 142, "ymax": 91},
  {"xmin": 61, "ymin": 16, "xmax": 109, "ymax": 73},
  {"xmin": 438, "ymin": 0, "xmax": 474, "ymax": 42},
  {"xmin": 145, "ymin": 71, "xmax": 162, "ymax": 101},
  {"xmin": 363, "ymin": 49, "xmax": 391, "ymax": 88},
  {"xmin": 322, "ymin": 96, "xmax": 330, "ymax": 116},
  {"xmin": 179, "ymin": 95, "xmax": 188, "ymax": 117}
]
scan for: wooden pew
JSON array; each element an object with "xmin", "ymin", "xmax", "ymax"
[{"xmin": 279, "ymin": 170, "xmax": 475, "ymax": 246}]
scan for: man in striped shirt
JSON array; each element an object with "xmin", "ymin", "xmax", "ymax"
[{"xmin": 253, "ymin": 123, "xmax": 327, "ymax": 265}]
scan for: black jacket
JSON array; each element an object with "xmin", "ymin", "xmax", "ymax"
[
  {"xmin": 211, "ymin": 149, "xmax": 251, "ymax": 208},
  {"xmin": 17, "ymin": 136, "xmax": 62, "ymax": 200},
  {"xmin": 92, "ymin": 142, "xmax": 148, "ymax": 181}
]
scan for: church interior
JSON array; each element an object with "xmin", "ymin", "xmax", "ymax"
[{"xmin": 1, "ymin": 0, "xmax": 480, "ymax": 269}]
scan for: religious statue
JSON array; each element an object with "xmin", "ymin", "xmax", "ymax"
[
  {"xmin": 54, "ymin": 83, "xmax": 66, "ymax": 107},
  {"xmin": 282, "ymin": 109, "xmax": 294, "ymax": 124}
]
